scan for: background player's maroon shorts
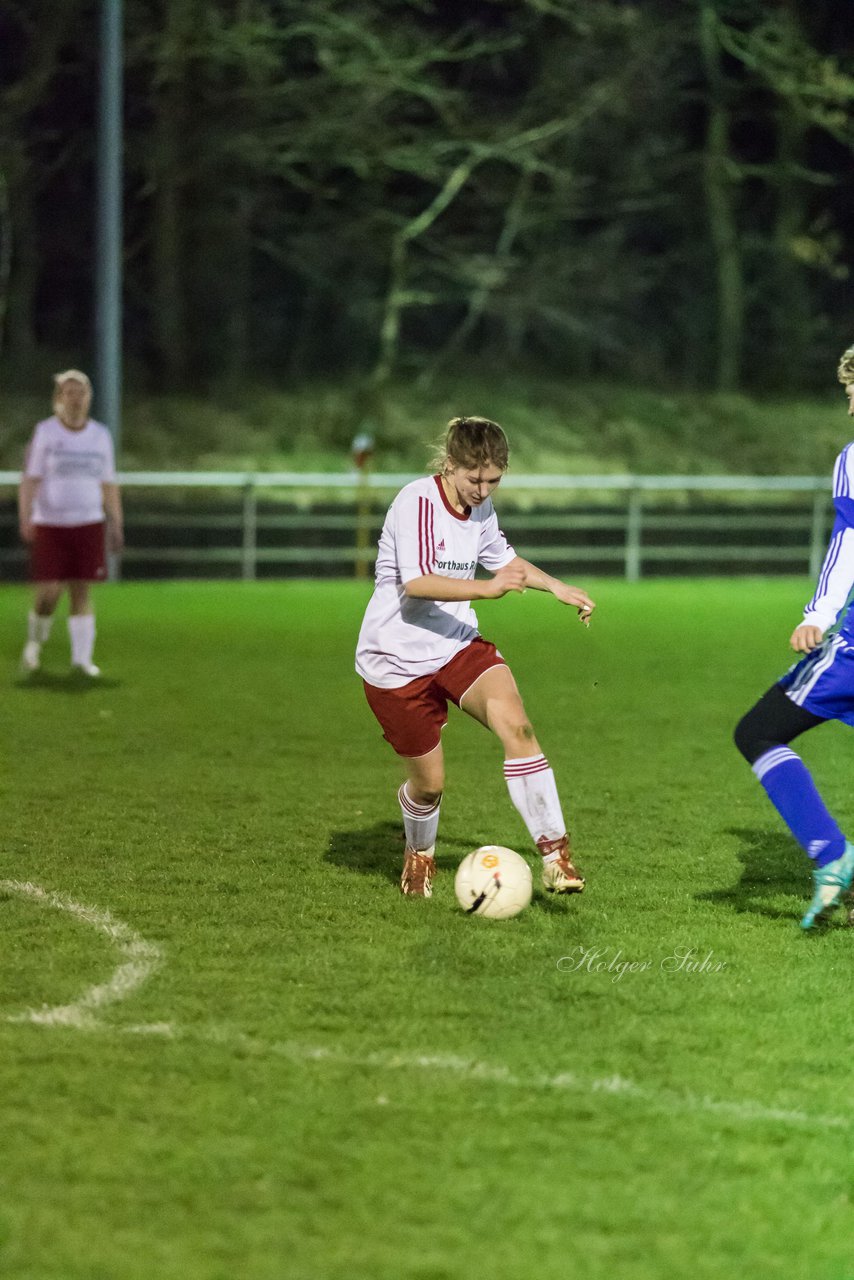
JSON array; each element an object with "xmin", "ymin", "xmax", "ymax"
[
  {"xmin": 363, "ymin": 638, "xmax": 507, "ymax": 758},
  {"xmin": 30, "ymin": 522, "xmax": 107, "ymax": 582}
]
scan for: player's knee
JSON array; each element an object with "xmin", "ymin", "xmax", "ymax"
[
  {"xmin": 733, "ymin": 709, "xmax": 773, "ymax": 765},
  {"xmin": 502, "ymin": 717, "xmax": 536, "ymax": 750},
  {"xmin": 36, "ymin": 585, "xmax": 61, "ymax": 609}
]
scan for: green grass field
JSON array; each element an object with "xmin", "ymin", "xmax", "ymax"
[{"xmin": 3, "ymin": 578, "xmax": 854, "ymax": 1280}]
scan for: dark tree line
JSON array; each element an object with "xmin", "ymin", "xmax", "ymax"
[{"xmin": 1, "ymin": 0, "xmax": 852, "ymax": 395}]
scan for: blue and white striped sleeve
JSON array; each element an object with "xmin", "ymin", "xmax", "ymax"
[{"xmin": 802, "ymin": 444, "xmax": 854, "ymax": 633}]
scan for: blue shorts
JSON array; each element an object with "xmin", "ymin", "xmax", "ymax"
[{"xmin": 779, "ymin": 634, "xmax": 854, "ymax": 726}]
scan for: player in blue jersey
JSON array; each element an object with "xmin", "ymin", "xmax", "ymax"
[{"xmin": 734, "ymin": 345, "xmax": 854, "ymax": 928}]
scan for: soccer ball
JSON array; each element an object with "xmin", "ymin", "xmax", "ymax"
[{"xmin": 454, "ymin": 845, "xmax": 533, "ymax": 920}]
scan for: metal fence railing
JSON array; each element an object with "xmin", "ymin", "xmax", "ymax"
[{"xmin": 0, "ymin": 470, "xmax": 832, "ymax": 581}]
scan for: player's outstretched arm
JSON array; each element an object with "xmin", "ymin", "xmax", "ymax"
[
  {"xmin": 403, "ymin": 562, "xmax": 527, "ymax": 602},
  {"xmin": 510, "ymin": 556, "xmax": 595, "ymax": 625}
]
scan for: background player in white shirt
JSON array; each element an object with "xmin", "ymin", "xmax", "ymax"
[
  {"xmin": 735, "ymin": 345, "xmax": 854, "ymax": 928},
  {"xmin": 356, "ymin": 415, "xmax": 596, "ymax": 898},
  {"xmin": 18, "ymin": 369, "xmax": 124, "ymax": 677}
]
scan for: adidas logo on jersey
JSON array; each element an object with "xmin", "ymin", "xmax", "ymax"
[{"xmin": 436, "ymin": 538, "xmax": 445, "ymax": 550}]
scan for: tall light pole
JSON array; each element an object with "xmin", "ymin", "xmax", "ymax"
[{"xmin": 95, "ymin": 0, "xmax": 123, "ymax": 457}]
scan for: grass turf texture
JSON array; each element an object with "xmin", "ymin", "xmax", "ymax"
[{"xmin": 3, "ymin": 578, "xmax": 854, "ymax": 1279}]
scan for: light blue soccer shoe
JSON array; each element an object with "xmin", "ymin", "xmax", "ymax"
[{"xmin": 800, "ymin": 842, "xmax": 854, "ymax": 930}]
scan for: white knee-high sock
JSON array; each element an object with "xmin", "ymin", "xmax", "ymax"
[
  {"xmin": 28, "ymin": 611, "xmax": 53, "ymax": 644},
  {"xmin": 503, "ymin": 755, "xmax": 566, "ymax": 854},
  {"xmin": 68, "ymin": 614, "xmax": 96, "ymax": 666},
  {"xmin": 398, "ymin": 783, "xmax": 441, "ymax": 853}
]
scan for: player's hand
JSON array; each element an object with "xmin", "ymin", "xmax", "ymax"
[
  {"xmin": 790, "ymin": 624, "xmax": 824, "ymax": 653},
  {"xmin": 552, "ymin": 583, "xmax": 596, "ymax": 626},
  {"xmin": 107, "ymin": 525, "xmax": 125, "ymax": 554},
  {"xmin": 483, "ymin": 563, "xmax": 528, "ymax": 598},
  {"xmin": 18, "ymin": 519, "xmax": 34, "ymax": 544}
]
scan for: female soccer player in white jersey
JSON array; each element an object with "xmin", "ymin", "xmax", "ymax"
[
  {"xmin": 18, "ymin": 369, "xmax": 124, "ymax": 677},
  {"xmin": 355, "ymin": 415, "xmax": 595, "ymax": 898},
  {"xmin": 735, "ymin": 345, "xmax": 854, "ymax": 929}
]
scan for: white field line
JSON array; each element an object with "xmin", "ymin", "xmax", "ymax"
[
  {"xmin": 120, "ymin": 1023, "xmax": 851, "ymax": 1133},
  {"xmin": 3, "ymin": 880, "xmax": 850, "ymax": 1133},
  {"xmin": 1, "ymin": 879, "xmax": 162, "ymax": 1029}
]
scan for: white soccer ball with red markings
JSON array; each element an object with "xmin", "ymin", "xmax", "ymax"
[{"xmin": 454, "ymin": 845, "xmax": 533, "ymax": 920}]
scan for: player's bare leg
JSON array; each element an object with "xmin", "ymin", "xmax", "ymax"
[
  {"xmin": 460, "ymin": 665, "xmax": 584, "ymax": 893},
  {"xmin": 399, "ymin": 744, "xmax": 444, "ymax": 897},
  {"xmin": 68, "ymin": 580, "xmax": 99, "ymax": 676},
  {"xmin": 21, "ymin": 580, "xmax": 62, "ymax": 672}
]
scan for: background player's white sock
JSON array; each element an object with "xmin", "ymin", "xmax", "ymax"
[
  {"xmin": 398, "ymin": 783, "xmax": 441, "ymax": 853},
  {"xmin": 68, "ymin": 614, "xmax": 96, "ymax": 666},
  {"xmin": 503, "ymin": 755, "xmax": 566, "ymax": 856},
  {"xmin": 28, "ymin": 611, "xmax": 53, "ymax": 644}
]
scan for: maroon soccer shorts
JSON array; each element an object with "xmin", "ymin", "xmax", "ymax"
[
  {"xmin": 30, "ymin": 522, "xmax": 107, "ymax": 582},
  {"xmin": 363, "ymin": 637, "xmax": 507, "ymax": 758}
]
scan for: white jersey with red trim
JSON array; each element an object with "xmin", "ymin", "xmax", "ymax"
[
  {"xmin": 355, "ymin": 474, "xmax": 517, "ymax": 688},
  {"xmin": 24, "ymin": 416, "xmax": 117, "ymax": 526}
]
